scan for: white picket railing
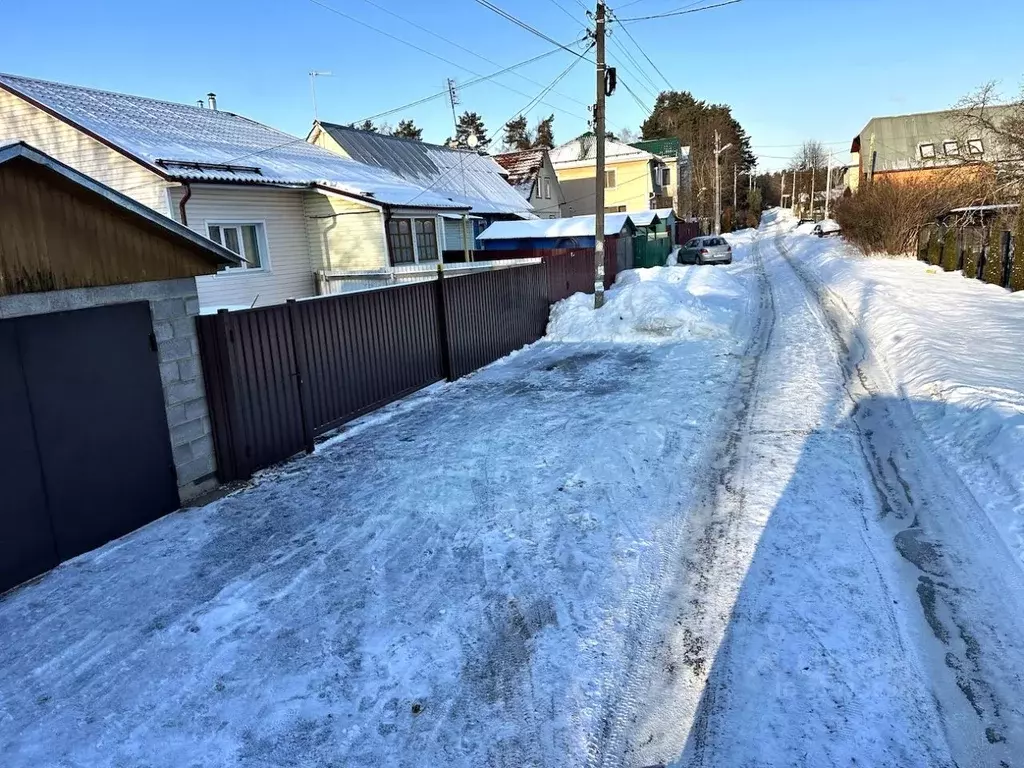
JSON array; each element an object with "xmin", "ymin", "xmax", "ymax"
[{"xmin": 316, "ymin": 258, "xmax": 543, "ymax": 296}]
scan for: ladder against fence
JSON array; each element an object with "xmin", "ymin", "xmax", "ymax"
[{"xmin": 196, "ymin": 262, "xmax": 549, "ymax": 482}]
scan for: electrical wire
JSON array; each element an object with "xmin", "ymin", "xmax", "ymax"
[
  {"xmin": 470, "ymin": 0, "xmax": 592, "ymax": 59},
  {"xmin": 607, "ymin": 6, "xmax": 673, "ymax": 90},
  {"xmin": 615, "ymin": 0, "xmax": 744, "ymax": 23}
]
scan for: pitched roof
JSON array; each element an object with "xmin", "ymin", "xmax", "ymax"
[
  {"xmin": 549, "ymin": 134, "xmax": 656, "ymax": 169},
  {"xmin": 0, "ymin": 73, "xmax": 466, "ymax": 210},
  {"xmin": 492, "ymin": 149, "xmax": 545, "ymax": 198},
  {"xmin": 630, "ymin": 138, "xmax": 681, "ymax": 158},
  {"xmin": 315, "ymin": 122, "xmax": 535, "ymax": 217},
  {"xmin": 0, "ymin": 141, "xmax": 239, "ymax": 266},
  {"xmin": 627, "ymin": 208, "xmax": 675, "ymax": 227},
  {"xmin": 478, "ymin": 213, "xmax": 633, "ymax": 241},
  {"xmin": 852, "ymin": 106, "xmax": 1014, "ymax": 173}
]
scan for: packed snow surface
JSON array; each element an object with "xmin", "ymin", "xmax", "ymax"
[
  {"xmin": 546, "ymin": 264, "xmax": 750, "ymax": 343},
  {"xmin": 1, "ymin": 211, "xmax": 1023, "ymax": 767}
]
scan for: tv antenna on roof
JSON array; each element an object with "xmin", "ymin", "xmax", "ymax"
[{"xmin": 309, "ymin": 71, "xmax": 332, "ymax": 121}]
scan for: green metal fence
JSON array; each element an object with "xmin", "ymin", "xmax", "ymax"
[{"xmin": 633, "ymin": 235, "xmax": 672, "ymax": 268}]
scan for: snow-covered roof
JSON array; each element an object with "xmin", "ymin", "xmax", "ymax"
[
  {"xmin": 549, "ymin": 134, "xmax": 656, "ymax": 169},
  {"xmin": 478, "ymin": 213, "xmax": 633, "ymax": 240},
  {"xmin": 0, "ymin": 73, "xmax": 467, "ymax": 210},
  {"xmin": 315, "ymin": 122, "xmax": 535, "ymax": 217},
  {"xmin": 0, "ymin": 140, "xmax": 239, "ymax": 266},
  {"xmin": 492, "ymin": 149, "xmax": 546, "ymax": 199},
  {"xmin": 627, "ymin": 208, "xmax": 675, "ymax": 227}
]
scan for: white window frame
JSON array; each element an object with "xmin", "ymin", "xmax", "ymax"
[
  {"xmin": 604, "ymin": 168, "xmax": 617, "ymax": 189},
  {"xmin": 968, "ymin": 138, "xmax": 984, "ymax": 156},
  {"xmin": 205, "ymin": 220, "xmax": 270, "ymax": 274},
  {"xmin": 387, "ymin": 215, "xmax": 443, "ymax": 266},
  {"xmin": 543, "ymin": 177, "xmax": 552, "ymax": 199},
  {"xmin": 919, "ymin": 142, "xmax": 936, "ymax": 160}
]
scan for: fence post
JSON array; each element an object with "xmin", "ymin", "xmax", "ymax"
[
  {"xmin": 434, "ymin": 264, "xmax": 454, "ymax": 382},
  {"xmin": 956, "ymin": 230, "xmax": 965, "ymax": 273},
  {"xmin": 976, "ymin": 231, "xmax": 987, "ymax": 281},
  {"xmin": 1001, "ymin": 231, "xmax": 1013, "ymax": 289},
  {"xmin": 215, "ymin": 308, "xmax": 250, "ymax": 481},
  {"xmin": 286, "ymin": 299, "xmax": 315, "ymax": 454}
]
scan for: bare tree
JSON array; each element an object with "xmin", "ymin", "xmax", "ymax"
[
  {"xmin": 953, "ymin": 81, "xmax": 1024, "ymax": 200},
  {"xmin": 790, "ymin": 140, "xmax": 829, "ymax": 172}
]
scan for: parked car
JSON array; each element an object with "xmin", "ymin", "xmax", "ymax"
[
  {"xmin": 812, "ymin": 221, "xmax": 842, "ymax": 238},
  {"xmin": 679, "ymin": 236, "xmax": 733, "ymax": 265}
]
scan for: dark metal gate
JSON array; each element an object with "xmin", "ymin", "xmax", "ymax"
[{"xmin": 0, "ymin": 302, "xmax": 179, "ymax": 594}]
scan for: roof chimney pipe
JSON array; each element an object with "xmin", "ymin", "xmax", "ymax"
[
  {"xmin": 196, "ymin": 99, "xmax": 205, "ymax": 109},
  {"xmin": 207, "ymin": 92, "xmax": 217, "ymax": 111}
]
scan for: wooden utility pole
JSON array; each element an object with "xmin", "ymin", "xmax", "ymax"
[
  {"xmin": 780, "ymin": 172, "xmax": 786, "ymax": 210},
  {"xmin": 809, "ymin": 164, "xmax": 815, "ymax": 221},
  {"xmin": 733, "ymin": 164, "xmax": 738, "ymax": 211},
  {"xmin": 593, "ymin": 1, "xmax": 607, "ymax": 308},
  {"xmin": 713, "ymin": 130, "xmax": 732, "ymax": 235},
  {"xmin": 825, "ymin": 149, "xmax": 834, "ymax": 220}
]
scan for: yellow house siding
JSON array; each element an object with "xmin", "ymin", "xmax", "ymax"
[
  {"xmin": 168, "ymin": 186, "xmax": 315, "ymax": 310},
  {"xmin": 302, "ymin": 190, "xmax": 387, "ymax": 271},
  {"xmin": 555, "ymin": 157, "xmax": 653, "ymax": 212},
  {"xmin": 309, "ymin": 126, "xmax": 351, "ymax": 159},
  {"xmin": 0, "ymin": 87, "xmax": 171, "ymax": 213}
]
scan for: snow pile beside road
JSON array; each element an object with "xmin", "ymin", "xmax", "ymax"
[
  {"xmin": 546, "ymin": 265, "xmax": 748, "ymax": 343},
  {"xmin": 782, "ymin": 223, "xmax": 1024, "ymax": 565}
]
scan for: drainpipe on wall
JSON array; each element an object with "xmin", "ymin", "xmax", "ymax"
[{"xmin": 178, "ymin": 182, "xmax": 192, "ymax": 226}]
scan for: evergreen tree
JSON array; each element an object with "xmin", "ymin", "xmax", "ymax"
[
  {"xmin": 532, "ymin": 115, "xmax": 555, "ymax": 149},
  {"xmin": 392, "ymin": 119, "xmax": 423, "ymax": 141},
  {"xmin": 351, "ymin": 119, "xmax": 378, "ymax": 133},
  {"xmin": 454, "ymin": 111, "xmax": 489, "ymax": 149},
  {"xmin": 503, "ymin": 115, "xmax": 532, "ymax": 150}
]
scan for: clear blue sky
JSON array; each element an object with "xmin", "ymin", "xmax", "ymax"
[{"xmin": 2, "ymin": 0, "xmax": 1021, "ymax": 170}]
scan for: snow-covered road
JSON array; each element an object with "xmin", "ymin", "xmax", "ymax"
[{"xmin": 1, "ymin": 212, "xmax": 1022, "ymax": 767}]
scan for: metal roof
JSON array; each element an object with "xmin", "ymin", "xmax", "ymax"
[
  {"xmin": 630, "ymin": 138, "xmax": 681, "ymax": 158},
  {"xmin": 627, "ymin": 208, "xmax": 675, "ymax": 227},
  {"xmin": 478, "ymin": 213, "xmax": 633, "ymax": 240},
  {"xmin": 0, "ymin": 141, "xmax": 239, "ymax": 265},
  {"xmin": 852, "ymin": 106, "xmax": 1014, "ymax": 173},
  {"xmin": 0, "ymin": 73, "xmax": 466, "ymax": 210},
  {"xmin": 316, "ymin": 122, "xmax": 536, "ymax": 217}
]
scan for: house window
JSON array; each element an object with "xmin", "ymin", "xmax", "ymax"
[
  {"xmin": 387, "ymin": 217, "xmax": 439, "ymax": 265},
  {"xmin": 543, "ymin": 177, "xmax": 551, "ymax": 199},
  {"xmin": 943, "ymin": 141, "xmax": 960, "ymax": 157},
  {"xmin": 207, "ymin": 222, "xmax": 266, "ymax": 271},
  {"xmin": 919, "ymin": 143, "xmax": 936, "ymax": 159},
  {"xmin": 968, "ymin": 138, "xmax": 984, "ymax": 155},
  {"xmin": 662, "ymin": 167, "xmax": 672, "ymax": 186},
  {"xmin": 605, "ymin": 205, "xmax": 627, "ymax": 214},
  {"xmin": 604, "ymin": 169, "xmax": 617, "ymax": 188}
]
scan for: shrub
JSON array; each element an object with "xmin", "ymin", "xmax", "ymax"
[
  {"xmin": 1012, "ymin": 209, "xmax": 1024, "ymax": 292},
  {"xmin": 941, "ymin": 227, "xmax": 959, "ymax": 272},
  {"xmin": 982, "ymin": 226, "xmax": 1005, "ymax": 285},
  {"xmin": 926, "ymin": 227, "xmax": 942, "ymax": 265},
  {"xmin": 834, "ymin": 175, "xmax": 983, "ymax": 255}
]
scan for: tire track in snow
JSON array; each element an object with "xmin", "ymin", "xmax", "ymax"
[{"xmin": 775, "ymin": 233, "xmax": 1024, "ymax": 766}]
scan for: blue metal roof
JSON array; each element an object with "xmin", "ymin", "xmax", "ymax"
[
  {"xmin": 0, "ymin": 73, "xmax": 466, "ymax": 210},
  {"xmin": 317, "ymin": 122, "xmax": 536, "ymax": 218}
]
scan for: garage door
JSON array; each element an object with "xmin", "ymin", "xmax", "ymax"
[{"xmin": 0, "ymin": 302, "xmax": 179, "ymax": 594}]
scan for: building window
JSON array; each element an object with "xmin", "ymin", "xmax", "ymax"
[
  {"xmin": 968, "ymin": 138, "xmax": 984, "ymax": 155},
  {"xmin": 388, "ymin": 217, "xmax": 439, "ymax": 265},
  {"xmin": 604, "ymin": 169, "xmax": 617, "ymax": 188},
  {"xmin": 543, "ymin": 177, "xmax": 551, "ymax": 199},
  {"xmin": 207, "ymin": 222, "xmax": 266, "ymax": 271},
  {"xmin": 943, "ymin": 141, "xmax": 960, "ymax": 157},
  {"xmin": 662, "ymin": 167, "xmax": 672, "ymax": 186},
  {"xmin": 919, "ymin": 143, "xmax": 936, "ymax": 159},
  {"xmin": 605, "ymin": 205, "xmax": 627, "ymax": 213}
]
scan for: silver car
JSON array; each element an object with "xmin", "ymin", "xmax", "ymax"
[{"xmin": 679, "ymin": 236, "xmax": 733, "ymax": 265}]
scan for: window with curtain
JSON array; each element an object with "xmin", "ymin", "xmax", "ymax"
[{"xmin": 387, "ymin": 219, "xmax": 415, "ymax": 264}]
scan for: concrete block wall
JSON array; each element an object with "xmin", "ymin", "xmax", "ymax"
[{"xmin": 0, "ymin": 277, "xmax": 218, "ymax": 502}]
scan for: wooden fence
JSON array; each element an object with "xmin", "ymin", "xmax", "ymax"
[
  {"xmin": 917, "ymin": 224, "xmax": 1024, "ymax": 292},
  {"xmin": 197, "ymin": 262, "xmax": 549, "ymax": 482}
]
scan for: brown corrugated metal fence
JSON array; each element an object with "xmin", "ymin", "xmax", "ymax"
[
  {"xmin": 197, "ymin": 263, "xmax": 550, "ymax": 482},
  {"xmin": 484, "ymin": 247, "xmax": 618, "ymax": 302}
]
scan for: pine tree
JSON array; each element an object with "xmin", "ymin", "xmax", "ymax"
[
  {"xmin": 392, "ymin": 119, "xmax": 423, "ymax": 141},
  {"xmin": 352, "ymin": 119, "xmax": 378, "ymax": 133},
  {"xmin": 454, "ymin": 111, "xmax": 489, "ymax": 149},
  {"xmin": 503, "ymin": 116, "xmax": 532, "ymax": 151},
  {"xmin": 532, "ymin": 115, "xmax": 555, "ymax": 149}
]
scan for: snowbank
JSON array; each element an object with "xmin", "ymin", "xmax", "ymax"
[
  {"xmin": 782, "ymin": 221, "xmax": 1024, "ymax": 566},
  {"xmin": 546, "ymin": 265, "xmax": 748, "ymax": 344}
]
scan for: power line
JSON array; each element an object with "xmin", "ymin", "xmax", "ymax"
[
  {"xmin": 607, "ymin": 7, "xmax": 673, "ymax": 90},
  {"xmin": 306, "ymin": 0, "xmax": 592, "ymax": 123},
  {"xmin": 542, "ymin": 0, "xmax": 587, "ymax": 27},
  {"xmin": 616, "ymin": 0, "xmax": 744, "ymax": 23},
  {"xmin": 606, "ymin": 37, "xmax": 660, "ymax": 98},
  {"xmin": 470, "ymin": 0, "xmax": 591, "ymax": 59},
  {"xmin": 351, "ymin": 0, "xmax": 592, "ymax": 111}
]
